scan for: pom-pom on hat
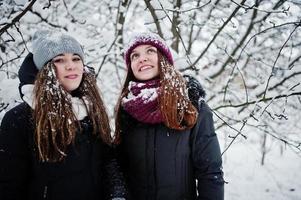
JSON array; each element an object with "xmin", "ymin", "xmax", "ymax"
[
  {"xmin": 32, "ymin": 30, "xmax": 84, "ymax": 70},
  {"xmin": 124, "ymin": 32, "xmax": 173, "ymax": 67}
]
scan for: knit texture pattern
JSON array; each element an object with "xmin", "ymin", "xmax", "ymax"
[
  {"xmin": 32, "ymin": 30, "xmax": 84, "ymax": 70},
  {"xmin": 124, "ymin": 32, "xmax": 173, "ymax": 67},
  {"xmin": 121, "ymin": 79, "xmax": 163, "ymax": 124}
]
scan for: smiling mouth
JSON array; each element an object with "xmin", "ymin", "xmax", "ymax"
[
  {"xmin": 139, "ymin": 65, "xmax": 153, "ymax": 71},
  {"xmin": 65, "ymin": 74, "xmax": 78, "ymax": 79}
]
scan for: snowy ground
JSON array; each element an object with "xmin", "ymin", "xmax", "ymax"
[
  {"xmin": 1, "ymin": 76, "xmax": 301, "ymax": 200},
  {"xmin": 222, "ymin": 135, "xmax": 301, "ymax": 200}
]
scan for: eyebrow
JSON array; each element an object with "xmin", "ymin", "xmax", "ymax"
[
  {"xmin": 131, "ymin": 45, "xmax": 155, "ymax": 54},
  {"xmin": 145, "ymin": 45, "xmax": 155, "ymax": 49},
  {"xmin": 130, "ymin": 50, "xmax": 138, "ymax": 55},
  {"xmin": 55, "ymin": 54, "xmax": 64, "ymax": 57},
  {"xmin": 54, "ymin": 53, "xmax": 79, "ymax": 57}
]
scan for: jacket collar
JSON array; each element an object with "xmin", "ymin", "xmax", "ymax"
[{"xmin": 21, "ymin": 84, "xmax": 88, "ymax": 120}]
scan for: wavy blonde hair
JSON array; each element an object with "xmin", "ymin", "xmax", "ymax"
[{"xmin": 33, "ymin": 62, "xmax": 111, "ymax": 162}]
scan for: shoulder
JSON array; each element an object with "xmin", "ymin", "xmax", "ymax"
[
  {"xmin": 183, "ymin": 75, "xmax": 212, "ymax": 114},
  {"xmin": 1, "ymin": 102, "xmax": 32, "ymax": 129},
  {"xmin": 0, "ymin": 103, "xmax": 33, "ymax": 155},
  {"xmin": 2, "ymin": 102, "xmax": 32, "ymax": 120},
  {"xmin": 198, "ymin": 100, "xmax": 212, "ymax": 115}
]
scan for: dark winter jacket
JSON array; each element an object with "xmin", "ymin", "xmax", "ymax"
[
  {"xmin": 0, "ymin": 53, "xmax": 127, "ymax": 200},
  {"xmin": 118, "ymin": 76, "xmax": 224, "ymax": 200},
  {"xmin": 0, "ymin": 102, "xmax": 126, "ymax": 200}
]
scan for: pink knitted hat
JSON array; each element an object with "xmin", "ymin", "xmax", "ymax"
[{"xmin": 124, "ymin": 32, "xmax": 173, "ymax": 67}]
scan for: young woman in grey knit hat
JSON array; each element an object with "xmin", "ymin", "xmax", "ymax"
[
  {"xmin": 0, "ymin": 30, "xmax": 127, "ymax": 200},
  {"xmin": 114, "ymin": 32, "xmax": 224, "ymax": 200}
]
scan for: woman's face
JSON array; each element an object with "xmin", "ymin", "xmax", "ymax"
[
  {"xmin": 52, "ymin": 53, "xmax": 84, "ymax": 92},
  {"xmin": 130, "ymin": 45, "xmax": 159, "ymax": 81}
]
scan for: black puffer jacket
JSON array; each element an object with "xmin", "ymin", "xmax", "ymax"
[
  {"xmin": 0, "ymin": 53, "xmax": 127, "ymax": 200},
  {"xmin": 0, "ymin": 104, "xmax": 127, "ymax": 200},
  {"xmin": 118, "ymin": 76, "xmax": 224, "ymax": 200}
]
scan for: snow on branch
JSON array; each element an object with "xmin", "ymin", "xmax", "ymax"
[
  {"xmin": 213, "ymin": 91, "xmax": 301, "ymax": 110},
  {"xmin": 0, "ymin": 0, "xmax": 37, "ymax": 37},
  {"xmin": 156, "ymin": 0, "xmax": 197, "ymax": 71},
  {"xmin": 188, "ymin": 0, "xmax": 247, "ymax": 70},
  {"xmin": 263, "ymin": 22, "xmax": 301, "ymax": 98},
  {"xmin": 230, "ymin": 0, "xmax": 290, "ymax": 14},
  {"xmin": 153, "ymin": 0, "xmax": 211, "ymax": 14}
]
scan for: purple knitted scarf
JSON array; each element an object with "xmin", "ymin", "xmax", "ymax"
[{"xmin": 121, "ymin": 79, "xmax": 163, "ymax": 124}]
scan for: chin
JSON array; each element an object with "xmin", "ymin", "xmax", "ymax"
[
  {"xmin": 139, "ymin": 75, "xmax": 157, "ymax": 80},
  {"xmin": 64, "ymin": 85, "xmax": 81, "ymax": 93}
]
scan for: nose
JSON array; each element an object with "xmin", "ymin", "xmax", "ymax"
[
  {"xmin": 138, "ymin": 53, "xmax": 148, "ymax": 63},
  {"xmin": 65, "ymin": 60, "xmax": 75, "ymax": 70}
]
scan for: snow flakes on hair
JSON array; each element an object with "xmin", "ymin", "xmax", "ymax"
[
  {"xmin": 42, "ymin": 62, "xmax": 69, "ymax": 105},
  {"xmin": 158, "ymin": 53, "xmax": 198, "ymax": 130},
  {"xmin": 33, "ymin": 62, "xmax": 77, "ymax": 162},
  {"xmin": 160, "ymin": 55, "xmax": 189, "ymax": 112},
  {"xmin": 124, "ymin": 32, "xmax": 173, "ymax": 67}
]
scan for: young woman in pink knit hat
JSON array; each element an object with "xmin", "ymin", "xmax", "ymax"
[{"xmin": 115, "ymin": 32, "xmax": 224, "ymax": 200}]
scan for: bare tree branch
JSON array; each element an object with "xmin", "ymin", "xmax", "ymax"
[
  {"xmin": 187, "ymin": 0, "xmax": 203, "ymax": 55},
  {"xmin": 210, "ymin": 0, "xmax": 259, "ymax": 79},
  {"xmin": 257, "ymin": 72, "xmax": 301, "ymax": 98},
  {"xmin": 214, "ymin": 91, "xmax": 301, "ymax": 110},
  {"xmin": 96, "ymin": 36, "xmax": 119, "ymax": 77},
  {"xmin": 254, "ymin": 0, "xmax": 287, "ymax": 23},
  {"xmin": 249, "ymin": 124, "xmax": 301, "ymax": 151},
  {"xmin": 154, "ymin": 0, "xmax": 211, "ymax": 14},
  {"xmin": 156, "ymin": 0, "xmax": 196, "ymax": 71},
  {"xmin": 212, "ymin": 110, "xmax": 247, "ymax": 155},
  {"xmin": 62, "ymin": 0, "xmax": 86, "ymax": 24},
  {"xmin": 287, "ymin": 54, "xmax": 301, "ymax": 70},
  {"xmin": 188, "ymin": 0, "xmax": 247, "ymax": 69},
  {"xmin": 144, "ymin": 0, "xmax": 164, "ymax": 38},
  {"xmin": 230, "ymin": 0, "xmax": 289, "ymax": 14},
  {"xmin": 263, "ymin": 22, "xmax": 301, "ymax": 98},
  {"xmin": 0, "ymin": 103, "xmax": 9, "ymax": 113},
  {"xmin": 234, "ymin": 21, "xmax": 300, "ymax": 74},
  {"xmin": 170, "ymin": 0, "xmax": 181, "ymax": 53},
  {"xmin": 14, "ymin": 24, "xmax": 29, "ymax": 52},
  {"xmin": 0, "ymin": 0, "xmax": 37, "ymax": 36},
  {"xmin": 221, "ymin": 120, "xmax": 247, "ymax": 155},
  {"xmin": 115, "ymin": 0, "xmax": 130, "ymax": 47},
  {"xmin": 0, "ymin": 48, "xmax": 25, "ymax": 69},
  {"xmin": 30, "ymin": 10, "xmax": 68, "ymax": 30}
]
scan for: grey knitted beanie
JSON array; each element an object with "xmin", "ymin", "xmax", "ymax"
[{"xmin": 32, "ymin": 30, "xmax": 84, "ymax": 70}]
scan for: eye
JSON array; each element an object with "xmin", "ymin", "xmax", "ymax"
[
  {"xmin": 147, "ymin": 48, "xmax": 157, "ymax": 54},
  {"xmin": 130, "ymin": 53, "xmax": 139, "ymax": 61},
  {"xmin": 53, "ymin": 58, "xmax": 64, "ymax": 63},
  {"xmin": 72, "ymin": 56, "xmax": 81, "ymax": 62}
]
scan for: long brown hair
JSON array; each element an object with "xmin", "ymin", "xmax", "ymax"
[
  {"xmin": 114, "ymin": 51, "xmax": 198, "ymax": 143},
  {"xmin": 33, "ymin": 62, "xmax": 111, "ymax": 162}
]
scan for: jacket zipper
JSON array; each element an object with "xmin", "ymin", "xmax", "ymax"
[
  {"xmin": 153, "ymin": 126, "xmax": 157, "ymax": 199},
  {"xmin": 43, "ymin": 185, "xmax": 48, "ymax": 199}
]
